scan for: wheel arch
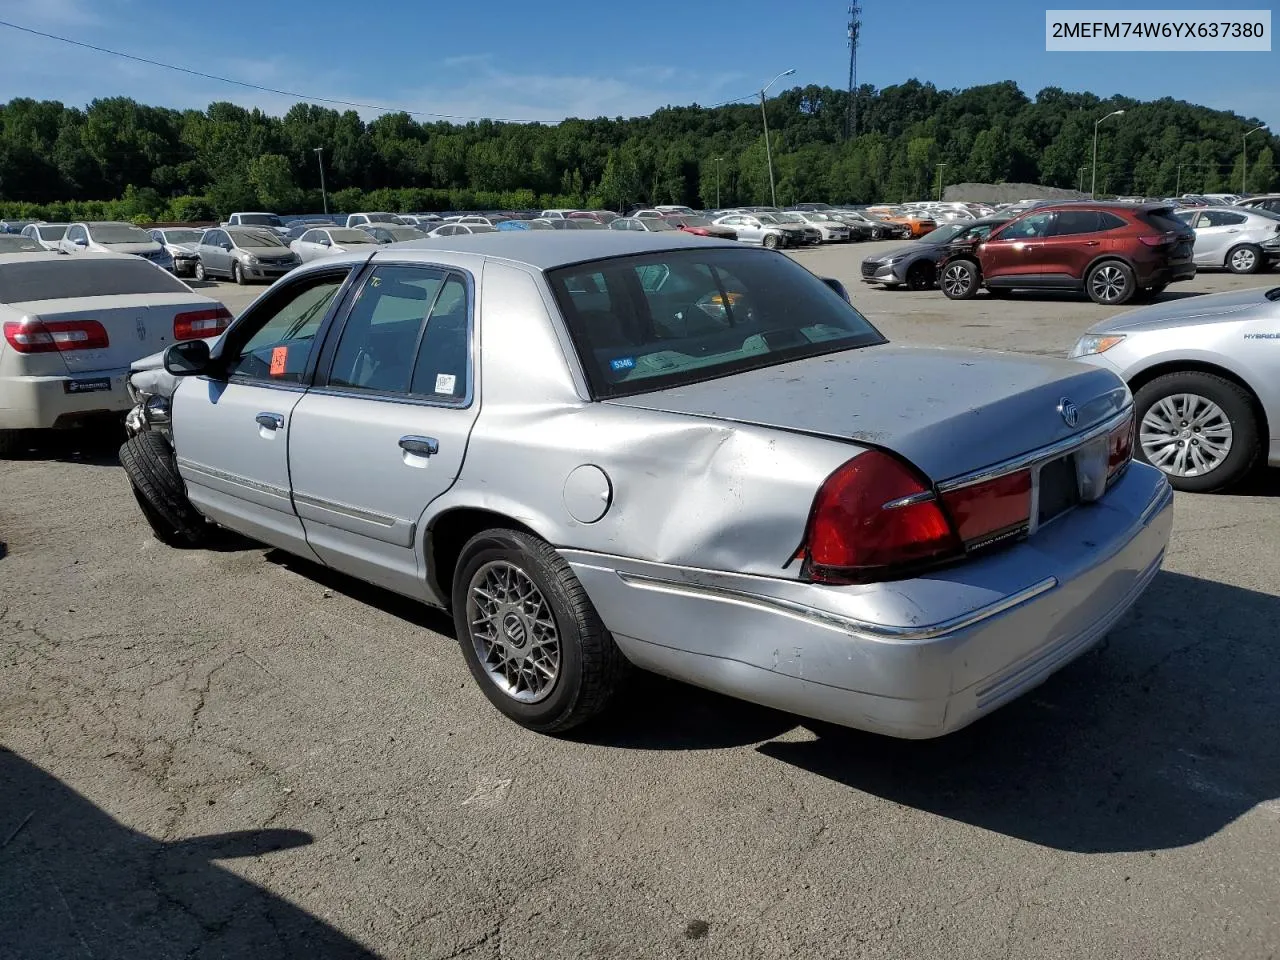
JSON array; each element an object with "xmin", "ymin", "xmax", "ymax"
[
  {"xmin": 425, "ymin": 506, "xmax": 546, "ymax": 609},
  {"xmin": 1084, "ymin": 253, "xmax": 1137, "ymax": 277},
  {"xmin": 1128, "ymin": 359, "xmax": 1271, "ymax": 443}
]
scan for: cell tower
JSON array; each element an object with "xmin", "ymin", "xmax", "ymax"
[{"xmin": 845, "ymin": 2, "xmax": 862, "ymax": 139}]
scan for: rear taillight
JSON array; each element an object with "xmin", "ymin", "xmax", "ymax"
[
  {"xmin": 3, "ymin": 319, "xmax": 109, "ymax": 353},
  {"xmin": 800, "ymin": 450, "xmax": 961, "ymax": 585},
  {"xmin": 1107, "ymin": 410, "xmax": 1135, "ymax": 480},
  {"xmin": 940, "ymin": 469, "xmax": 1032, "ymax": 549},
  {"xmin": 174, "ymin": 306, "xmax": 232, "ymax": 340}
]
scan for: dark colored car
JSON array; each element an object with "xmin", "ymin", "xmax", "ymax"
[
  {"xmin": 666, "ymin": 215, "xmax": 737, "ymax": 240},
  {"xmin": 938, "ymin": 203, "xmax": 1196, "ymax": 305},
  {"xmin": 860, "ymin": 217, "xmax": 1010, "ymax": 290}
]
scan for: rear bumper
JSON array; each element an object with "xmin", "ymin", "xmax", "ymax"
[
  {"xmin": 1138, "ymin": 258, "xmax": 1196, "ymax": 286},
  {"xmin": 0, "ymin": 369, "xmax": 132, "ymax": 430},
  {"xmin": 566, "ymin": 463, "xmax": 1173, "ymax": 739}
]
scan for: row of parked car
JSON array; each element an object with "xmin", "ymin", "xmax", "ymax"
[{"xmin": 861, "ymin": 198, "xmax": 1280, "ymax": 304}]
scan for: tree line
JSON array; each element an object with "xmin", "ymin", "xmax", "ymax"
[{"xmin": 0, "ymin": 79, "xmax": 1275, "ymax": 222}]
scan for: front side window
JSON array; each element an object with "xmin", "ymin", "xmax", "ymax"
[
  {"xmin": 224, "ymin": 273, "xmax": 348, "ymax": 383},
  {"xmin": 326, "ymin": 266, "xmax": 470, "ymax": 402},
  {"xmin": 996, "ymin": 212, "xmax": 1054, "ymax": 240},
  {"xmin": 547, "ymin": 248, "xmax": 884, "ymax": 399}
]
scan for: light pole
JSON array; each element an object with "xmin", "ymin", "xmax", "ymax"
[
  {"xmin": 314, "ymin": 147, "xmax": 328, "ymax": 214},
  {"xmin": 759, "ymin": 68, "xmax": 795, "ymax": 208},
  {"xmin": 713, "ymin": 156, "xmax": 724, "ymax": 208},
  {"xmin": 1078, "ymin": 165, "xmax": 1088, "ymax": 193},
  {"xmin": 1243, "ymin": 124, "xmax": 1268, "ymax": 195},
  {"xmin": 1091, "ymin": 109, "xmax": 1125, "ymax": 199},
  {"xmin": 935, "ymin": 163, "xmax": 947, "ymax": 201}
]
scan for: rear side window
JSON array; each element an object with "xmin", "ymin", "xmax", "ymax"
[
  {"xmin": 1051, "ymin": 211, "xmax": 1101, "ymax": 236},
  {"xmin": 1202, "ymin": 211, "xmax": 1247, "ymax": 227},
  {"xmin": 0, "ymin": 258, "xmax": 190, "ymax": 303}
]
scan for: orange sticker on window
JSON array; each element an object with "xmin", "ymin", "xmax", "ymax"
[{"xmin": 269, "ymin": 346, "xmax": 287, "ymax": 376}]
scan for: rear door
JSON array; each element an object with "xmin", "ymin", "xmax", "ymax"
[
  {"xmin": 172, "ymin": 266, "xmax": 355, "ymax": 555},
  {"xmin": 1041, "ymin": 209, "xmax": 1106, "ymax": 279},
  {"xmin": 1194, "ymin": 210, "xmax": 1248, "ymax": 265},
  {"xmin": 288, "ymin": 264, "xmax": 479, "ymax": 599}
]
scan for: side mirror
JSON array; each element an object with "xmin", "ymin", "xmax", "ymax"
[
  {"xmin": 74, "ymin": 237, "xmax": 87, "ymax": 246},
  {"xmin": 164, "ymin": 339, "xmax": 211, "ymax": 377},
  {"xmin": 821, "ymin": 277, "xmax": 851, "ymax": 303}
]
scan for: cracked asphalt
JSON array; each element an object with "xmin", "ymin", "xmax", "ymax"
[{"xmin": 2, "ymin": 248, "xmax": 1279, "ymax": 959}]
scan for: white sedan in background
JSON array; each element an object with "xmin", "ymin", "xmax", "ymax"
[
  {"xmin": 0, "ymin": 253, "xmax": 229, "ymax": 456},
  {"xmin": 290, "ymin": 227, "xmax": 380, "ymax": 263},
  {"xmin": 20, "ymin": 222, "xmax": 68, "ymax": 252}
]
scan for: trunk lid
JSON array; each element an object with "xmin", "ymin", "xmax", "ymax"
[
  {"xmin": 13, "ymin": 292, "xmax": 221, "ymax": 374},
  {"xmin": 606, "ymin": 344, "xmax": 1129, "ymax": 482}
]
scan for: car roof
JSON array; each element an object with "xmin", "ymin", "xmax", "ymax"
[
  {"xmin": 0, "ymin": 251, "xmax": 136, "ymax": 265},
  {"xmin": 326, "ymin": 230, "xmax": 741, "ymax": 272}
]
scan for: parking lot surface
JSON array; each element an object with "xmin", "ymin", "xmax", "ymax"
[{"xmin": 2, "ymin": 245, "xmax": 1279, "ymax": 959}]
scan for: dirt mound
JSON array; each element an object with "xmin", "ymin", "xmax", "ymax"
[{"xmin": 943, "ymin": 182, "xmax": 1088, "ymax": 204}]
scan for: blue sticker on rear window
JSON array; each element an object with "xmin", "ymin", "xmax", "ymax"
[{"xmin": 609, "ymin": 356, "xmax": 636, "ymax": 372}]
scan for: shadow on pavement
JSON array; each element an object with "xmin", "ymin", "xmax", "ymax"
[
  {"xmin": 0, "ymin": 423, "xmax": 125, "ymax": 466},
  {"xmin": 759, "ymin": 570, "xmax": 1280, "ymax": 853},
  {"xmin": 0, "ymin": 748, "xmax": 379, "ymax": 959}
]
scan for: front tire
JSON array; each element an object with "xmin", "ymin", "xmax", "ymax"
[
  {"xmin": 940, "ymin": 259, "xmax": 979, "ymax": 299},
  {"xmin": 119, "ymin": 432, "xmax": 211, "ymax": 547},
  {"xmin": 763, "ymin": 233, "xmax": 779, "ymax": 249},
  {"xmin": 233, "ymin": 262, "xmax": 245, "ymax": 285},
  {"xmin": 194, "ymin": 261, "xmax": 206, "ymax": 282},
  {"xmin": 1226, "ymin": 244, "xmax": 1262, "ymax": 275},
  {"xmin": 1133, "ymin": 371, "xmax": 1260, "ymax": 492},
  {"xmin": 905, "ymin": 261, "xmax": 934, "ymax": 290},
  {"xmin": 452, "ymin": 529, "xmax": 628, "ymax": 733},
  {"xmin": 1086, "ymin": 260, "xmax": 1135, "ymax": 305}
]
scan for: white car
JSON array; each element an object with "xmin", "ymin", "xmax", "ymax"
[
  {"xmin": 290, "ymin": 227, "xmax": 380, "ymax": 263},
  {"xmin": 345, "ymin": 212, "xmax": 406, "ymax": 228},
  {"xmin": 427, "ymin": 223, "xmax": 498, "ymax": 237},
  {"xmin": 58, "ymin": 222, "xmax": 173, "ymax": 271},
  {"xmin": 20, "ymin": 223, "xmax": 68, "ymax": 252},
  {"xmin": 790, "ymin": 212, "xmax": 852, "ymax": 242},
  {"xmin": 0, "ymin": 253, "xmax": 229, "ymax": 455},
  {"xmin": 1172, "ymin": 206, "xmax": 1280, "ymax": 274}
]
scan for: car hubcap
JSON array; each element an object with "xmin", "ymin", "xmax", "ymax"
[
  {"xmin": 1140, "ymin": 393, "xmax": 1233, "ymax": 477},
  {"xmin": 1231, "ymin": 248, "xmax": 1256, "ymax": 271},
  {"xmin": 1091, "ymin": 266, "xmax": 1127, "ymax": 302},
  {"xmin": 942, "ymin": 264, "xmax": 970, "ymax": 296},
  {"xmin": 467, "ymin": 560, "xmax": 560, "ymax": 703}
]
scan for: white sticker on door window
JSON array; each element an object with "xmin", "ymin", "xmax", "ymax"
[{"xmin": 434, "ymin": 373, "xmax": 457, "ymax": 395}]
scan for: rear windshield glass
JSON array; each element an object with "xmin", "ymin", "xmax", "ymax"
[
  {"xmin": 1140, "ymin": 209, "xmax": 1189, "ymax": 233},
  {"xmin": 547, "ymin": 248, "xmax": 885, "ymax": 399},
  {"xmin": 0, "ymin": 257, "xmax": 191, "ymax": 302}
]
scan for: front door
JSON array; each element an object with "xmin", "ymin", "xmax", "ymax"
[
  {"xmin": 980, "ymin": 212, "xmax": 1056, "ymax": 281},
  {"xmin": 288, "ymin": 264, "xmax": 480, "ymax": 599},
  {"xmin": 171, "ymin": 266, "xmax": 354, "ymax": 555},
  {"xmin": 1192, "ymin": 210, "xmax": 1248, "ymax": 265}
]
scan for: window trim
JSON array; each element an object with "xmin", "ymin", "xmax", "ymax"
[{"xmin": 310, "ymin": 260, "xmax": 477, "ymax": 410}]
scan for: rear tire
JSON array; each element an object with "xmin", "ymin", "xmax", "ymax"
[
  {"xmin": 1086, "ymin": 260, "xmax": 1136, "ymax": 305},
  {"xmin": 940, "ymin": 259, "xmax": 979, "ymax": 299},
  {"xmin": 119, "ymin": 432, "xmax": 210, "ymax": 547},
  {"xmin": 1226, "ymin": 244, "xmax": 1262, "ymax": 275},
  {"xmin": 1132, "ymin": 371, "xmax": 1260, "ymax": 493},
  {"xmin": 452, "ymin": 528, "xmax": 628, "ymax": 733}
]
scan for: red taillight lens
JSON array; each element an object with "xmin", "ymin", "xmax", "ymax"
[
  {"xmin": 1137, "ymin": 233, "xmax": 1176, "ymax": 247},
  {"xmin": 801, "ymin": 450, "xmax": 961, "ymax": 584},
  {"xmin": 3, "ymin": 319, "xmax": 109, "ymax": 353},
  {"xmin": 1107, "ymin": 411, "xmax": 1135, "ymax": 479},
  {"xmin": 940, "ymin": 469, "xmax": 1032, "ymax": 548},
  {"xmin": 174, "ymin": 306, "xmax": 232, "ymax": 340}
]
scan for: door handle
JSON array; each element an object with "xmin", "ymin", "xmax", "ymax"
[
  {"xmin": 1226, "ymin": 229, "xmax": 1240, "ymax": 233},
  {"xmin": 1083, "ymin": 240, "xmax": 1100, "ymax": 246},
  {"xmin": 256, "ymin": 412, "xmax": 284, "ymax": 430},
  {"xmin": 399, "ymin": 436, "xmax": 439, "ymax": 457}
]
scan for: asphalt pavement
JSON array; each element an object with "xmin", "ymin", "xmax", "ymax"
[{"xmin": 2, "ymin": 246, "xmax": 1278, "ymax": 959}]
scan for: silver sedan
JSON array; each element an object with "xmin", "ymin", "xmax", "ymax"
[
  {"xmin": 119, "ymin": 232, "xmax": 1171, "ymax": 739},
  {"xmin": 1071, "ymin": 284, "xmax": 1280, "ymax": 492},
  {"xmin": 1173, "ymin": 207, "xmax": 1280, "ymax": 274}
]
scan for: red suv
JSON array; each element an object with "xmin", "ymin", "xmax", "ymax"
[{"xmin": 938, "ymin": 203, "xmax": 1196, "ymax": 305}]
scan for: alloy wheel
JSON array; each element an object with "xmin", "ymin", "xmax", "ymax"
[
  {"xmin": 1229, "ymin": 247, "xmax": 1257, "ymax": 272},
  {"xmin": 466, "ymin": 560, "xmax": 561, "ymax": 703},
  {"xmin": 1140, "ymin": 393, "xmax": 1233, "ymax": 477},
  {"xmin": 941, "ymin": 263, "xmax": 972, "ymax": 297},
  {"xmin": 1089, "ymin": 265, "xmax": 1128, "ymax": 303}
]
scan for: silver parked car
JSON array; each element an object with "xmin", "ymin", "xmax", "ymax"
[
  {"xmin": 712, "ymin": 213, "xmax": 796, "ymax": 248},
  {"xmin": 1070, "ymin": 284, "xmax": 1280, "ymax": 492},
  {"xmin": 194, "ymin": 227, "xmax": 301, "ymax": 284},
  {"xmin": 20, "ymin": 222, "xmax": 68, "ymax": 252},
  {"xmin": 119, "ymin": 232, "xmax": 1171, "ymax": 739},
  {"xmin": 59, "ymin": 221, "xmax": 173, "ymax": 271},
  {"xmin": 290, "ymin": 227, "xmax": 380, "ymax": 262},
  {"xmin": 1172, "ymin": 207, "xmax": 1280, "ymax": 274},
  {"xmin": 149, "ymin": 227, "xmax": 205, "ymax": 276}
]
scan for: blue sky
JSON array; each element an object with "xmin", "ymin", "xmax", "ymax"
[{"xmin": 1, "ymin": 0, "xmax": 1275, "ymax": 128}]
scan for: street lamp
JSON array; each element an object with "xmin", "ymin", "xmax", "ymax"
[
  {"xmin": 1243, "ymin": 124, "xmax": 1268, "ymax": 195},
  {"xmin": 713, "ymin": 156, "xmax": 724, "ymax": 208},
  {"xmin": 759, "ymin": 68, "xmax": 795, "ymax": 208},
  {"xmin": 314, "ymin": 147, "xmax": 328, "ymax": 215},
  {"xmin": 935, "ymin": 163, "xmax": 947, "ymax": 201},
  {"xmin": 1078, "ymin": 165, "xmax": 1088, "ymax": 193},
  {"xmin": 1091, "ymin": 109, "xmax": 1125, "ymax": 199}
]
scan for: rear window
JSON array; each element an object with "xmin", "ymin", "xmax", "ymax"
[
  {"xmin": 547, "ymin": 248, "xmax": 885, "ymax": 399},
  {"xmin": 0, "ymin": 257, "xmax": 191, "ymax": 303},
  {"xmin": 1140, "ymin": 209, "xmax": 1190, "ymax": 233}
]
